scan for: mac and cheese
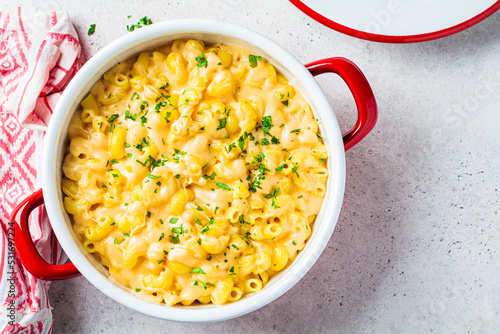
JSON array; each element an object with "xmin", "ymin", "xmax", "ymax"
[{"xmin": 62, "ymin": 39, "xmax": 328, "ymax": 306}]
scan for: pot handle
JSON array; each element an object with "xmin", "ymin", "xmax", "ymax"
[
  {"xmin": 306, "ymin": 57, "xmax": 377, "ymax": 151},
  {"xmin": 10, "ymin": 189, "xmax": 80, "ymax": 280}
]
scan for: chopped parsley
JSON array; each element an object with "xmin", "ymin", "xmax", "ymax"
[
  {"xmin": 216, "ymin": 118, "xmax": 227, "ymax": 131},
  {"xmin": 139, "ymin": 16, "xmax": 152, "ymax": 26},
  {"xmin": 202, "ymin": 172, "xmax": 217, "ymax": 180},
  {"xmin": 174, "ymin": 148, "xmax": 187, "ymax": 155},
  {"xmin": 261, "ymin": 115, "xmax": 273, "ymax": 135},
  {"xmin": 88, "ymin": 24, "xmax": 96, "ymax": 36},
  {"xmin": 202, "ymin": 282, "xmax": 215, "ymax": 290},
  {"xmin": 171, "ymin": 225, "xmax": 183, "ymax": 235},
  {"xmin": 249, "ymin": 54, "xmax": 262, "ymax": 67},
  {"xmin": 108, "ymin": 114, "xmax": 119, "ymax": 123},
  {"xmin": 196, "ymin": 53, "xmax": 208, "ymax": 68},
  {"xmin": 127, "ymin": 16, "xmax": 152, "ymax": 32},
  {"xmin": 264, "ymin": 188, "xmax": 279, "ymax": 199},
  {"xmin": 249, "ymin": 162, "xmax": 270, "ymax": 193},
  {"xmin": 190, "ymin": 268, "xmax": 206, "ymax": 274},
  {"xmin": 164, "ymin": 111, "xmax": 172, "ymax": 123},
  {"xmin": 238, "ymin": 215, "xmax": 249, "ymax": 225},
  {"xmin": 228, "ymin": 142, "xmax": 236, "ymax": 152},
  {"xmin": 200, "ymin": 219, "xmax": 214, "ymax": 234},
  {"xmin": 169, "ymin": 217, "xmax": 179, "ymax": 224},
  {"xmin": 124, "ymin": 110, "xmax": 137, "ymax": 121},
  {"xmin": 216, "ymin": 182, "xmax": 231, "ymax": 191},
  {"xmin": 169, "ymin": 234, "xmax": 179, "ymax": 244},
  {"xmin": 251, "ymin": 152, "xmax": 265, "ymax": 164},
  {"xmin": 238, "ymin": 136, "xmax": 245, "ymax": 150},
  {"xmin": 147, "ymin": 174, "xmax": 160, "ymax": 179}
]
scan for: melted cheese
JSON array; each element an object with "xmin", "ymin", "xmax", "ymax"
[{"xmin": 61, "ymin": 39, "xmax": 329, "ymax": 306}]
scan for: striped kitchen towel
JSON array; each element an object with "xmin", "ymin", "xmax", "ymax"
[{"xmin": 0, "ymin": 7, "xmax": 80, "ymax": 333}]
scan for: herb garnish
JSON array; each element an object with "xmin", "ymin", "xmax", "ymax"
[
  {"xmin": 264, "ymin": 188, "xmax": 279, "ymax": 199},
  {"xmin": 202, "ymin": 282, "xmax": 215, "ymax": 290},
  {"xmin": 216, "ymin": 118, "xmax": 227, "ymax": 131},
  {"xmin": 88, "ymin": 24, "xmax": 96, "ymax": 36},
  {"xmin": 249, "ymin": 54, "xmax": 262, "ymax": 67},
  {"xmin": 202, "ymin": 172, "xmax": 217, "ymax": 180},
  {"xmin": 196, "ymin": 53, "xmax": 208, "ymax": 68},
  {"xmin": 108, "ymin": 114, "xmax": 119, "ymax": 123},
  {"xmin": 190, "ymin": 268, "xmax": 206, "ymax": 274},
  {"xmin": 216, "ymin": 182, "xmax": 231, "ymax": 191},
  {"xmin": 127, "ymin": 16, "xmax": 153, "ymax": 32},
  {"xmin": 261, "ymin": 116, "xmax": 273, "ymax": 135}
]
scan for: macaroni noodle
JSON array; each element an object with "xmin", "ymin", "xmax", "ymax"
[{"xmin": 62, "ymin": 39, "xmax": 328, "ymax": 306}]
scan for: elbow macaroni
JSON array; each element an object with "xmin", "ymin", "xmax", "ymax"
[{"xmin": 61, "ymin": 40, "xmax": 328, "ymax": 306}]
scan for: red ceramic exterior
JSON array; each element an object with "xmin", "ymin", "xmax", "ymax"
[
  {"xmin": 290, "ymin": 0, "xmax": 500, "ymax": 43},
  {"xmin": 306, "ymin": 57, "xmax": 377, "ymax": 151},
  {"xmin": 11, "ymin": 189, "xmax": 80, "ymax": 280}
]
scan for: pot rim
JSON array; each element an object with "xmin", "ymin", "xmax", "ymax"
[{"xmin": 42, "ymin": 19, "xmax": 346, "ymax": 322}]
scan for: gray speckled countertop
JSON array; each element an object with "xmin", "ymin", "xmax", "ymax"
[{"xmin": 16, "ymin": 0, "xmax": 500, "ymax": 333}]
